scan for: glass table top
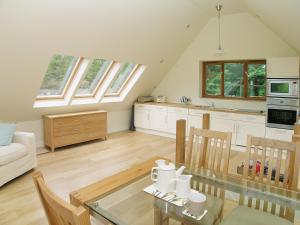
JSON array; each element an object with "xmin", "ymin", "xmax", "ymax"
[{"xmin": 86, "ymin": 167, "xmax": 300, "ymax": 225}]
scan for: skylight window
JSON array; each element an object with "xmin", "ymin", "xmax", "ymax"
[
  {"xmin": 105, "ymin": 63, "xmax": 137, "ymax": 95},
  {"xmin": 34, "ymin": 54, "xmax": 145, "ymax": 108},
  {"xmin": 37, "ymin": 54, "xmax": 79, "ymax": 97},
  {"xmin": 75, "ymin": 59, "xmax": 112, "ymax": 96}
]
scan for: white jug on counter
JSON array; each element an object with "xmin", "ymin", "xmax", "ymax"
[{"xmin": 151, "ymin": 160, "xmax": 185, "ymax": 194}]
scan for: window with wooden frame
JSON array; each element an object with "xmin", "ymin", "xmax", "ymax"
[
  {"xmin": 37, "ymin": 54, "xmax": 81, "ymax": 99},
  {"xmin": 75, "ymin": 59, "xmax": 113, "ymax": 98},
  {"xmin": 202, "ymin": 60, "xmax": 266, "ymax": 100},
  {"xmin": 104, "ymin": 63, "xmax": 139, "ymax": 97}
]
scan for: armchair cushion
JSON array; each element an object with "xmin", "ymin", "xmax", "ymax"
[
  {"xmin": 0, "ymin": 123, "xmax": 16, "ymax": 146},
  {"xmin": 0, "ymin": 143, "xmax": 28, "ymax": 166}
]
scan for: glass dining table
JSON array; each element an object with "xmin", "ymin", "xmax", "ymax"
[{"xmin": 70, "ymin": 157, "xmax": 300, "ymax": 225}]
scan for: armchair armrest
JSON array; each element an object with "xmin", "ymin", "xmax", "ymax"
[{"xmin": 12, "ymin": 132, "xmax": 37, "ymax": 165}]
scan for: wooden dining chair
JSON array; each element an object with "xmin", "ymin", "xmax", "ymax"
[
  {"xmin": 32, "ymin": 171, "xmax": 92, "ymax": 225},
  {"xmin": 186, "ymin": 126, "xmax": 232, "ymax": 225},
  {"xmin": 220, "ymin": 135, "xmax": 300, "ymax": 225}
]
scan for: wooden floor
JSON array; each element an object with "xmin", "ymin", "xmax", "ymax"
[
  {"xmin": 0, "ymin": 131, "xmax": 177, "ymax": 225},
  {"xmin": 0, "ymin": 131, "xmax": 297, "ymax": 225}
]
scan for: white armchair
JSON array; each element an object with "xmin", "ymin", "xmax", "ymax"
[{"xmin": 0, "ymin": 132, "xmax": 37, "ymax": 187}]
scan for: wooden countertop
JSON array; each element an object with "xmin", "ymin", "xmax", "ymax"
[
  {"xmin": 44, "ymin": 110, "xmax": 107, "ymax": 119},
  {"xmin": 136, "ymin": 102, "xmax": 266, "ymax": 116}
]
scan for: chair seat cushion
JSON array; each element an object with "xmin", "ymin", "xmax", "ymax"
[
  {"xmin": 0, "ymin": 143, "xmax": 28, "ymax": 166},
  {"xmin": 197, "ymin": 194, "xmax": 224, "ymax": 225},
  {"xmin": 220, "ymin": 206, "xmax": 293, "ymax": 225}
]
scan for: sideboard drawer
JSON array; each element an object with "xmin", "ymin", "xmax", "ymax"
[
  {"xmin": 53, "ymin": 116, "xmax": 81, "ymax": 128},
  {"xmin": 53, "ymin": 126, "xmax": 82, "ymax": 137}
]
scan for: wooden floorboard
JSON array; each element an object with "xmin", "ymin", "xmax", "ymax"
[{"xmin": 0, "ymin": 131, "xmax": 299, "ymax": 225}]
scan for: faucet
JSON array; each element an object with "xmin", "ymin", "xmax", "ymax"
[{"xmin": 203, "ymin": 100, "xmax": 215, "ymax": 108}]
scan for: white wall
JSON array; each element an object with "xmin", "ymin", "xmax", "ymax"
[
  {"xmin": 16, "ymin": 120, "xmax": 44, "ymax": 147},
  {"xmin": 0, "ymin": 0, "xmax": 217, "ymax": 122},
  {"xmin": 152, "ymin": 13, "xmax": 299, "ymax": 110},
  {"xmin": 15, "ymin": 110, "xmax": 131, "ymax": 148}
]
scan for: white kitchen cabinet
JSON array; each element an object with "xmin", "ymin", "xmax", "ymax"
[
  {"xmin": 167, "ymin": 107, "xmax": 188, "ymax": 134},
  {"xmin": 135, "ymin": 108, "xmax": 150, "ymax": 129},
  {"xmin": 235, "ymin": 114, "xmax": 266, "ymax": 124},
  {"xmin": 134, "ymin": 104, "xmax": 150, "ymax": 129},
  {"xmin": 266, "ymin": 127, "xmax": 293, "ymax": 142},
  {"xmin": 267, "ymin": 57, "xmax": 299, "ymax": 78},
  {"xmin": 187, "ymin": 109, "xmax": 210, "ymax": 134},
  {"xmin": 211, "ymin": 117, "xmax": 236, "ymax": 144},
  {"xmin": 235, "ymin": 121, "xmax": 266, "ymax": 146},
  {"xmin": 149, "ymin": 106, "xmax": 168, "ymax": 132},
  {"xmin": 211, "ymin": 114, "xmax": 266, "ymax": 146},
  {"xmin": 188, "ymin": 115, "xmax": 203, "ymax": 130},
  {"xmin": 134, "ymin": 103, "xmax": 269, "ymax": 148}
]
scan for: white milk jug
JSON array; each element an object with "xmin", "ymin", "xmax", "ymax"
[{"xmin": 175, "ymin": 174, "xmax": 192, "ymax": 199}]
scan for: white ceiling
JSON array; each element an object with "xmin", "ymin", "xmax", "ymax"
[
  {"xmin": 0, "ymin": 0, "xmax": 299, "ymax": 121},
  {"xmin": 244, "ymin": 0, "xmax": 300, "ymax": 53}
]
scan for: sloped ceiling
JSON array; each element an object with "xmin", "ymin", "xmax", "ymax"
[
  {"xmin": 244, "ymin": 0, "xmax": 300, "ymax": 53},
  {"xmin": 0, "ymin": 0, "xmax": 298, "ymax": 121}
]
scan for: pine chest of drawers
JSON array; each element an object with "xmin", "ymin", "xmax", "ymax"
[{"xmin": 43, "ymin": 110, "xmax": 107, "ymax": 151}]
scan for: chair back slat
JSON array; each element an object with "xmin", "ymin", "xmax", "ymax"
[
  {"xmin": 185, "ymin": 126, "xmax": 194, "ymax": 165},
  {"xmin": 216, "ymin": 139, "xmax": 224, "ymax": 173},
  {"xmin": 239, "ymin": 135, "xmax": 300, "ymax": 222},
  {"xmin": 259, "ymin": 146, "xmax": 266, "ymax": 182},
  {"xmin": 32, "ymin": 171, "xmax": 91, "ymax": 225},
  {"xmin": 283, "ymin": 152, "xmax": 291, "ymax": 187},
  {"xmin": 274, "ymin": 150, "xmax": 282, "ymax": 185}
]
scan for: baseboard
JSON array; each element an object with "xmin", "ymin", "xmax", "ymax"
[{"xmin": 136, "ymin": 128, "xmax": 176, "ymax": 139}]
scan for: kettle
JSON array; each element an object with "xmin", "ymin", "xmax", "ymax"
[{"xmin": 151, "ymin": 159, "xmax": 185, "ymax": 193}]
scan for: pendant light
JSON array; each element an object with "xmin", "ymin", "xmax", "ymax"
[{"xmin": 215, "ymin": 3, "xmax": 224, "ymax": 54}]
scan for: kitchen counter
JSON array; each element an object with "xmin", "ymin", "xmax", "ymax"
[{"xmin": 136, "ymin": 102, "xmax": 266, "ymax": 116}]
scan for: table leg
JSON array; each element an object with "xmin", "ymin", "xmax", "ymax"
[{"xmin": 154, "ymin": 206, "xmax": 169, "ymax": 225}]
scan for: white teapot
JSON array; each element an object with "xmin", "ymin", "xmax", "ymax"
[{"xmin": 151, "ymin": 159, "xmax": 185, "ymax": 194}]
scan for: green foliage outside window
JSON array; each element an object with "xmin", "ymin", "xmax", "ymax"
[
  {"xmin": 224, "ymin": 63, "xmax": 244, "ymax": 97},
  {"xmin": 39, "ymin": 54, "xmax": 78, "ymax": 96},
  {"xmin": 76, "ymin": 59, "xmax": 111, "ymax": 95},
  {"xmin": 248, "ymin": 63, "xmax": 266, "ymax": 97},
  {"xmin": 106, "ymin": 63, "xmax": 136, "ymax": 94},
  {"xmin": 205, "ymin": 64, "xmax": 221, "ymax": 95}
]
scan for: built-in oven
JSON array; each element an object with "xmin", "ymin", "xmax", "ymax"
[
  {"xmin": 267, "ymin": 98, "xmax": 299, "ymax": 130},
  {"xmin": 267, "ymin": 78, "xmax": 299, "ymax": 98}
]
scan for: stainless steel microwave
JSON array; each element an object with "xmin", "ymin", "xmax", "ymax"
[{"xmin": 267, "ymin": 78, "xmax": 299, "ymax": 98}]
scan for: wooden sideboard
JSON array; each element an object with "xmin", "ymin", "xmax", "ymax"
[{"xmin": 43, "ymin": 110, "xmax": 107, "ymax": 151}]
